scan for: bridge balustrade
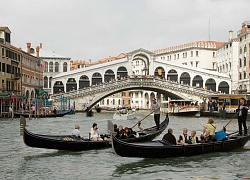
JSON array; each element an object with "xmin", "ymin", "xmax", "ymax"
[{"xmin": 51, "ymin": 76, "xmax": 220, "ymax": 102}]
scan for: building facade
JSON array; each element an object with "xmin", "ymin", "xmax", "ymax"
[
  {"xmin": 0, "ymin": 27, "xmax": 22, "ymax": 95},
  {"xmin": 152, "ymin": 41, "xmax": 224, "ymax": 71},
  {"xmin": 217, "ymin": 31, "xmax": 239, "ymax": 92}
]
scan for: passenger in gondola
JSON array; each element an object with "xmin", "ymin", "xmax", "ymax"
[
  {"xmin": 162, "ymin": 128, "xmax": 180, "ymax": 145},
  {"xmin": 200, "ymin": 129, "xmax": 213, "ymax": 143},
  {"xmin": 121, "ymin": 127, "xmax": 134, "ymax": 139},
  {"xmin": 116, "ymin": 125, "xmax": 124, "ymax": 138},
  {"xmin": 90, "ymin": 123, "xmax": 103, "ymax": 141},
  {"xmin": 178, "ymin": 128, "xmax": 191, "ymax": 144},
  {"xmin": 189, "ymin": 130, "xmax": 199, "ymax": 144},
  {"xmin": 204, "ymin": 118, "xmax": 216, "ymax": 137},
  {"xmin": 72, "ymin": 124, "xmax": 84, "ymax": 139}
]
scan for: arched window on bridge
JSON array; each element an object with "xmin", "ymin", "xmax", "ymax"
[
  {"xmin": 104, "ymin": 69, "xmax": 115, "ymax": 82},
  {"xmin": 63, "ymin": 62, "xmax": 67, "ymax": 72},
  {"xmin": 154, "ymin": 66, "xmax": 165, "ymax": 79},
  {"xmin": 44, "ymin": 76, "xmax": 48, "ymax": 88},
  {"xmin": 79, "ymin": 75, "xmax": 90, "ymax": 88},
  {"xmin": 45, "ymin": 62, "xmax": 48, "ymax": 72},
  {"xmin": 117, "ymin": 66, "xmax": 128, "ymax": 80},
  {"xmin": 192, "ymin": 75, "xmax": 203, "ymax": 88},
  {"xmin": 49, "ymin": 77, "xmax": 52, "ymax": 88},
  {"xmin": 167, "ymin": 69, "xmax": 178, "ymax": 82},
  {"xmin": 53, "ymin": 81, "xmax": 64, "ymax": 94},
  {"xmin": 66, "ymin": 78, "xmax": 77, "ymax": 92},
  {"xmin": 55, "ymin": 62, "xmax": 59, "ymax": 72},
  {"xmin": 49, "ymin": 62, "xmax": 53, "ymax": 72},
  {"xmin": 218, "ymin": 81, "xmax": 229, "ymax": 94},
  {"xmin": 205, "ymin": 78, "xmax": 216, "ymax": 92},
  {"xmin": 180, "ymin": 72, "xmax": 190, "ymax": 85},
  {"xmin": 92, "ymin": 72, "xmax": 102, "ymax": 85}
]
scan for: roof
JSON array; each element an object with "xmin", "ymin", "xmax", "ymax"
[
  {"xmin": 39, "ymin": 49, "xmax": 70, "ymax": 59},
  {"xmin": 152, "ymin": 41, "xmax": 225, "ymax": 55},
  {"xmin": 0, "ymin": 27, "xmax": 11, "ymax": 33}
]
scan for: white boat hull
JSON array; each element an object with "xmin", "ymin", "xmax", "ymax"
[{"xmin": 113, "ymin": 112, "xmax": 137, "ymax": 120}]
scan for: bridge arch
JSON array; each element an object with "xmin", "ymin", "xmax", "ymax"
[
  {"xmin": 92, "ymin": 72, "xmax": 102, "ymax": 85},
  {"xmin": 66, "ymin": 78, "xmax": 77, "ymax": 92},
  {"xmin": 180, "ymin": 72, "xmax": 190, "ymax": 85},
  {"xmin": 104, "ymin": 69, "xmax": 115, "ymax": 82},
  {"xmin": 218, "ymin": 81, "xmax": 229, "ymax": 94},
  {"xmin": 192, "ymin": 75, "xmax": 203, "ymax": 88},
  {"xmin": 132, "ymin": 53, "xmax": 150, "ymax": 75},
  {"xmin": 167, "ymin": 69, "xmax": 178, "ymax": 82},
  {"xmin": 154, "ymin": 66, "xmax": 165, "ymax": 79},
  {"xmin": 79, "ymin": 75, "xmax": 90, "ymax": 89},
  {"xmin": 53, "ymin": 81, "xmax": 64, "ymax": 94},
  {"xmin": 205, "ymin": 78, "xmax": 216, "ymax": 91},
  {"xmin": 117, "ymin": 66, "xmax": 128, "ymax": 80}
]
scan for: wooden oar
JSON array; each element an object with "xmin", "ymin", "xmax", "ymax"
[
  {"xmin": 223, "ymin": 109, "xmax": 241, "ymax": 130},
  {"xmin": 131, "ymin": 106, "xmax": 160, "ymax": 129}
]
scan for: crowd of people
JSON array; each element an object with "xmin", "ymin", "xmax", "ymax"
[{"xmin": 162, "ymin": 117, "xmax": 217, "ymax": 145}]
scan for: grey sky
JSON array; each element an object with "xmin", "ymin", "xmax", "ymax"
[{"xmin": 1, "ymin": 0, "xmax": 250, "ymax": 61}]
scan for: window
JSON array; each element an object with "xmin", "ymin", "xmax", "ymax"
[
  {"xmin": 244, "ymin": 71, "xmax": 246, "ymax": 79},
  {"xmin": 5, "ymin": 32, "xmax": 10, "ymax": 43},
  {"xmin": 113, "ymin": 99, "xmax": 115, "ymax": 105},
  {"xmin": 49, "ymin": 62, "xmax": 53, "ymax": 72},
  {"xmin": 191, "ymin": 51, "xmax": 193, "ymax": 57},
  {"xmin": 239, "ymin": 59, "xmax": 242, "ymax": 67},
  {"xmin": 239, "ymin": 73, "xmax": 242, "ymax": 80},
  {"xmin": 44, "ymin": 77, "xmax": 48, "ymax": 88},
  {"xmin": 55, "ymin": 62, "xmax": 59, "ymax": 72},
  {"xmin": 244, "ymin": 57, "xmax": 246, "ymax": 66},
  {"xmin": 196, "ymin": 61, "xmax": 199, "ymax": 67},
  {"xmin": 2, "ymin": 63, "xmax": 5, "ymax": 72},
  {"xmin": 196, "ymin": 51, "xmax": 199, "ymax": 56},
  {"xmin": 107, "ymin": 99, "xmax": 109, "ymax": 105},
  {"xmin": 45, "ymin": 62, "xmax": 48, "ymax": 72},
  {"xmin": 240, "ymin": 48, "xmax": 242, "ymax": 54},
  {"xmin": 244, "ymin": 45, "xmax": 247, "ymax": 53},
  {"xmin": 190, "ymin": 62, "xmax": 193, "ymax": 66},
  {"xmin": 63, "ymin": 62, "xmax": 67, "ymax": 72},
  {"xmin": 0, "ymin": 62, "xmax": 1, "ymax": 71},
  {"xmin": 1, "ymin": 48, "xmax": 4, "ymax": 57},
  {"xmin": 177, "ymin": 54, "xmax": 179, "ymax": 59},
  {"xmin": 213, "ymin": 52, "xmax": 216, "ymax": 58}
]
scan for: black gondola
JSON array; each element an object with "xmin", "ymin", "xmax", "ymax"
[
  {"xmin": 14, "ymin": 110, "xmax": 71, "ymax": 118},
  {"xmin": 110, "ymin": 125, "xmax": 250, "ymax": 158},
  {"xmin": 20, "ymin": 115, "xmax": 169, "ymax": 151}
]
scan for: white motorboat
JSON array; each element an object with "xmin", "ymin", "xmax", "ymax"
[{"xmin": 112, "ymin": 111, "xmax": 137, "ymax": 120}]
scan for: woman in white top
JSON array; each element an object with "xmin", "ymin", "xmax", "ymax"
[{"xmin": 90, "ymin": 123, "xmax": 103, "ymax": 141}]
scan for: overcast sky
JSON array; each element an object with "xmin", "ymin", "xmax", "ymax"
[{"xmin": 1, "ymin": 0, "xmax": 250, "ymax": 61}]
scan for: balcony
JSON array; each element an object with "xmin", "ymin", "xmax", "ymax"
[{"xmin": 11, "ymin": 73, "xmax": 21, "ymax": 80}]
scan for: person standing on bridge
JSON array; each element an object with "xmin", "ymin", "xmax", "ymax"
[{"xmin": 151, "ymin": 98, "xmax": 161, "ymax": 130}]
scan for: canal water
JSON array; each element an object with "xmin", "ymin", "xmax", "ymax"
[{"xmin": 1, "ymin": 110, "xmax": 250, "ymax": 180}]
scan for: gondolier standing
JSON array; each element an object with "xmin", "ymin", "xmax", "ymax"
[
  {"xmin": 237, "ymin": 98, "xmax": 249, "ymax": 136},
  {"xmin": 151, "ymin": 98, "xmax": 161, "ymax": 129}
]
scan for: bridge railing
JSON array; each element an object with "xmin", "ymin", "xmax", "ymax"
[{"xmin": 51, "ymin": 76, "xmax": 220, "ymax": 101}]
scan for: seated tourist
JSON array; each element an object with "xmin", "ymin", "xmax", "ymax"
[
  {"xmin": 121, "ymin": 127, "xmax": 135, "ymax": 139},
  {"xmin": 200, "ymin": 129, "xmax": 213, "ymax": 143},
  {"xmin": 162, "ymin": 128, "xmax": 182, "ymax": 145},
  {"xmin": 204, "ymin": 118, "xmax": 216, "ymax": 136},
  {"xmin": 178, "ymin": 128, "xmax": 191, "ymax": 144},
  {"xmin": 90, "ymin": 123, "xmax": 103, "ymax": 141},
  {"xmin": 116, "ymin": 125, "xmax": 124, "ymax": 138},
  {"xmin": 72, "ymin": 124, "xmax": 84, "ymax": 139},
  {"xmin": 189, "ymin": 130, "xmax": 199, "ymax": 144}
]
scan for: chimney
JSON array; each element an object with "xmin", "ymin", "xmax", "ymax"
[
  {"xmin": 229, "ymin": 30, "xmax": 233, "ymax": 40},
  {"xmin": 36, "ymin": 46, "xmax": 40, "ymax": 58},
  {"xmin": 27, "ymin": 42, "xmax": 31, "ymax": 54},
  {"xmin": 40, "ymin": 43, "xmax": 42, "ymax": 49}
]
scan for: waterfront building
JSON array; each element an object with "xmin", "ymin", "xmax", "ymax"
[
  {"xmin": 22, "ymin": 43, "xmax": 43, "ymax": 100},
  {"xmin": 0, "ymin": 27, "xmax": 22, "ymax": 95},
  {"xmin": 217, "ymin": 31, "xmax": 239, "ymax": 93},
  {"xmin": 237, "ymin": 20, "xmax": 250, "ymax": 92},
  {"xmin": 217, "ymin": 20, "xmax": 250, "ymax": 94},
  {"xmin": 39, "ymin": 47, "xmax": 71, "ymax": 95},
  {"xmin": 152, "ymin": 41, "xmax": 224, "ymax": 71}
]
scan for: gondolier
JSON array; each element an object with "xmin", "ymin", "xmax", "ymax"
[
  {"xmin": 237, "ymin": 98, "xmax": 249, "ymax": 136},
  {"xmin": 151, "ymin": 98, "xmax": 161, "ymax": 129}
]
